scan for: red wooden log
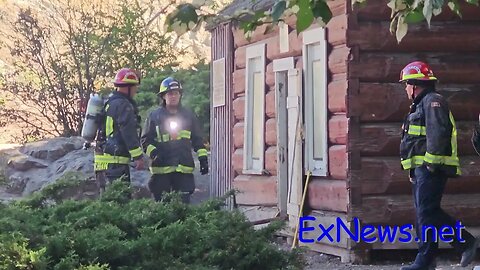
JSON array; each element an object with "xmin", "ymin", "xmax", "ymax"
[
  {"xmin": 351, "ymin": 156, "xmax": 480, "ymax": 196},
  {"xmin": 233, "ymin": 68, "xmax": 245, "ymax": 97},
  {"xmin": 355, "ymin": 1, "xmax": 480, "ymax": 22},
  {"xmin": 349, "ymin": 22, "xmax": 480, "ymax": 52},
  {"xmin": 307, "ymin": 179, "xmax": 348, "ymax": 212},
  {"xmin": 329, "ymin": 114, "xmax": 348, "ymax": 145},
  {"xmin": 351, "ymin": 121, "xmax": 477, "ymax": 156},
  {"xmin": 352, "ymin": 193, "xmax": 480, "ymax": 226},
  {"xmin": 349, "ymin": 83, "xmax": 480, "ymax": 122},
  {"xmin": 328, "ymin": 79, "xmax": 347, "ymax": 113},
  {"xmin": 233, "ymin": 175, "xmax": 277, "ymax": 206},
  {"xmin": 350, "ymin": 53, "xmax": 480, "ymax": 84},
  {"xmin": 329, "ymin": 145, "xmax": 348, "ymax": 180}
]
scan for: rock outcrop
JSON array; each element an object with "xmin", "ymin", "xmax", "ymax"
[
  {"xmin": 0, "ymin": 136, "xmax": 209, "ymax": 204},
  {"xmin": 0, "ymin": 137, "xmax": 151, "ymax": 202}
]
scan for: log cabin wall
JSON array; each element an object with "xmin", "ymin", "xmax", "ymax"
[
  {"xmin": 291, "ymin": 0, "xmax": 356, "ymax": 261},
  {"xmin": 229, "ymin": 0, "xmax": 354, "ymax": 260},
  {"xmin": 231, "ymin": 22, "xmax": 283, "ymax": 208},
  {"xmin": 231, "ymin": 3, "xmax": 349, "ymax": 197},
  {"xmin": 347, "ymin": 0, "xmax": 480, "ymax": 250}
]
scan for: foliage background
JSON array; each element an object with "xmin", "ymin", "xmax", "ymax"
[
  {"xmin": 0, "ymin": 177, "xmax": 303, "ymax": 270},
  {"xmin": 0, "ymin": 0, "xmax": 213, "ymax": 143},
  {"xmin": 135, "ymin": 61, "xmax": 211, "ymax": 138}
]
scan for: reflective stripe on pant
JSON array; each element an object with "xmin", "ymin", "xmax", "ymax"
[
  {"xmin": 94, "ymin": 154, "xmax": 130, "ymax": 171},
  {"xmin": 148, "ymin": 172, "xmax": 195, "ymax": 203},
  {"xmin": 411, "ymin": 165, "xmax": 474, "ymax": 266},
  {"xmin": 149, "ymin": 165, "xmax": 194, "ymax": 174}
]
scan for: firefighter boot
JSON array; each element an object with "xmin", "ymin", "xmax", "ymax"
[
  {"xmin": 461, "ymin": 238, "xmax": 479, "ymax": 267},
  {"xmin": 400, "ymin": 260, "xmax": 436, "ymax": 270}
]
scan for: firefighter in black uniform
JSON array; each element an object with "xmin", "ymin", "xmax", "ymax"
[
  {"xmin": 472, "ymin": 114, "xmax": 480, "ymax": 156},
  {"xmin": 398, "ymin": 61, "xmax": 478, "ymax": 270},
  {"xmin": 94, "ymin": 68, "xmax": 145, "ymax": 189},
  {"xmin": 141, "ymin": 77, "xmax": 208, "ymax": 203}
]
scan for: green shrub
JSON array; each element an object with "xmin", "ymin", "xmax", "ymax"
[
  {"xmin": 0, "ymin": 172, "xmax": 6, "ymax": 186},
  {"xmin": 0, "ymin": 180, "xmax": 304, "ymax": 269},
  {"xmin": 0, "ymin": 233, "xmax": 49, "ymax": 270}
]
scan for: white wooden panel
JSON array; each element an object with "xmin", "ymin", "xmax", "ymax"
[
  {"xmin": 243, "ymin": 43, "xmax": 266, "ymax": 174},
  {"xmin": 212, "ymin": 58, "xmax": 226, "ymax": 107},
  {"xmin": 287, "ymin": 68, "xmax": 303, "ymax": 222},
  {"xmin": 303, "ymin": 26, "xmax": 328, "ymax": 177}
]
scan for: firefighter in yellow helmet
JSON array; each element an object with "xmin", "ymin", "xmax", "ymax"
[
  {"xmin": 398, "ymin": 61, "xmax": 478, "ymax": 270},
  {"xmin": 94, "ymin": 68, "xmax": 145, "ymax": 191},
  {"xmin": 141, "ymin": 77, "xmax": 208, "ymax": 203}
]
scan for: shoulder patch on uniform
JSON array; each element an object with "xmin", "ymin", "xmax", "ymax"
[{"xmin": 430, "ymin": 101, "xmax": 441, "ymax": 108}]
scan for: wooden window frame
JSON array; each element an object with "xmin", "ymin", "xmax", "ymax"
[
  {"xmin": 302, "ymin": 27, "xmax": 328, "ymax": 176},
  {"xmin": 243, "ymin": 43, "xmax": 266, "ymax": 174}
]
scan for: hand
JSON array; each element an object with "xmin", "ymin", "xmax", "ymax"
[
  {"xmin": 150, "ymin": 149, "xmax": 159, "ymax": 162},
  {"xmin": 199, "ymin": 157, "xmax": 208, "ymax": 175},
  {"xmin": 134, "ymin": 158, "xmax": 145, "ymax": 170},
  {"xmin": 426, "ymin": 164, "xmax": 437, "ymax": 173}
]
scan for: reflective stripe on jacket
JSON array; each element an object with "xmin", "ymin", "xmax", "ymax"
[
  {"xmin": 472, "ymin": 124, "xmax": 480, "ymax": 156},
  {"xmin": 94, "ymin": 92, "xmax": 142, "ymax": 171},
  {"xmin": 400, "ymin": 89, "xmax": 460, "ymax": 176},
  {"xmin": 141, "ymin": 106, "xmax": 207, "ymax": 175}
]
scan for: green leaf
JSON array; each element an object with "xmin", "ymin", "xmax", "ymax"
[
  {"xmin": 466, "ymin": 0, "xmax": 479, "ymax": 5},
  {"xmin": 296, "ymin": 0, "xmax": 314, "ymax": 33},
  {"xmin": 176, "ymin": 4, "xmax": 199, "ymax": 25},
  {"xmin": 411, "ymin": 0, "xmax": 422, "ymax": 10},
  {"xmin": 432, "ymin": 0, "xmax": 444, "ymax": 16},
  {"xmin": 388, "ymin": 0, "xmax": 408, "ymax": 11},
  {"xmin": 271, "ymin": 0, "xmax": 287, "ymax": 21},
  {"xmin": 423, "ymin": 0, "xmax": 433, "ymax": 26},
  {"xmin": 351, "ymin": 0, "xmax": 368, "ymax": 8},
  {"xmin": 433, "ymin": 0, "xmax": 445, "ymax": 9},
  {"xmin": 311, "ymin": 0, "xmax": 333, "ymax": 26},
  {"xmin": 432, "ymin": 7, "xmax": 443, "ymax": 15},
  {"xmin": 448, "ymin": 0, "xmax": 462, "ymax": 17},
  {"xmin": 389, "ymin": 13, "xmax": 399, "ymax": 34},
  {"xmin": 396, "ymin": 14, "xmax": 409, "ymax": 42},
  {"xmin": 387, "ymin": 0, "xmax": 397, "ymax": 18},
  {"xmin": 404, "ymin": 9, "xmax": 425, "ymax": 23}
]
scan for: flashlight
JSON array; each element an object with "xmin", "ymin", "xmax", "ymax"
[
  {"xmin": 169, "ymin": 120, "xmax": 179, "ymax": 140},
  {"xmin": 169, "ymin": 121, "xmax": 178, "ymax": 131}
]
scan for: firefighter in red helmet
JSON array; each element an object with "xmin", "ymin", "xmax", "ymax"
[
  {"xmin": 398, "ymin": 61, "xmax": 478, "ymax": 270},
  {"xmin": 94, "ymin": 68, "xmax": 145, "ymax": 192}
]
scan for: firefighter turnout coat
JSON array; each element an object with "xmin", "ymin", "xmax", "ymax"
[
  {"xmin": 141, "ymin": 106, "xmax": 208, "ymax": 175},
  {"xmin": 472, "ymin": 123, "xmax": 480, "ymax": 156},
  {"xmin": 94, "ymin": 92, "xmax": 143, "ymax": 171},
  {"xmin": 400, "ymin": 89, "xmax": 461, "ymax": 177}
]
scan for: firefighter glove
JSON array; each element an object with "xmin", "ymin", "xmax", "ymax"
[
  {"xmin": 150, "ymin": 148, "xmax": 159, "ymax": 161},
  {"xmin": 199, "ymin": 156, "xmax": 208, "ymax": 175}
]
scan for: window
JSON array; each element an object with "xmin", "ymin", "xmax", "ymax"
[
  {"xmin": 243, "ymin": 43, "xmax": 266, "ymax": 174},
  {"xmin": 303, "ymin": 27, "xmax": 328, "ymax": 176}
]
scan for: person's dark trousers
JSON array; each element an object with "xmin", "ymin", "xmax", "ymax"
[
  {"xmin": 411, "ymin": 165, "xmax": 475, "ymax": 266},
  {"xmin": 106, "ymin": 164, "xmax": 131, "ymax": 183},
  {"xmin": 148, "ymin": 172, "xmax": 195, "ymax": 204}
]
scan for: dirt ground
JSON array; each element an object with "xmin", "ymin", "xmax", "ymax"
[
  {"xmin": 190, "ymin": 164, "xmax": 210, "ymax": 205},
  {"xmin": 302, "ymin": 249, "xmax": 480, "ymax": 270}
]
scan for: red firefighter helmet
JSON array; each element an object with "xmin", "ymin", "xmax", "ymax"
[
  {"xmin": 113, "ymin": 68, "xmax": 140, "ymax": 87},
  {"xmin": 399, "ymin": 61, "xmax": 437, "ymax": 82}
]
